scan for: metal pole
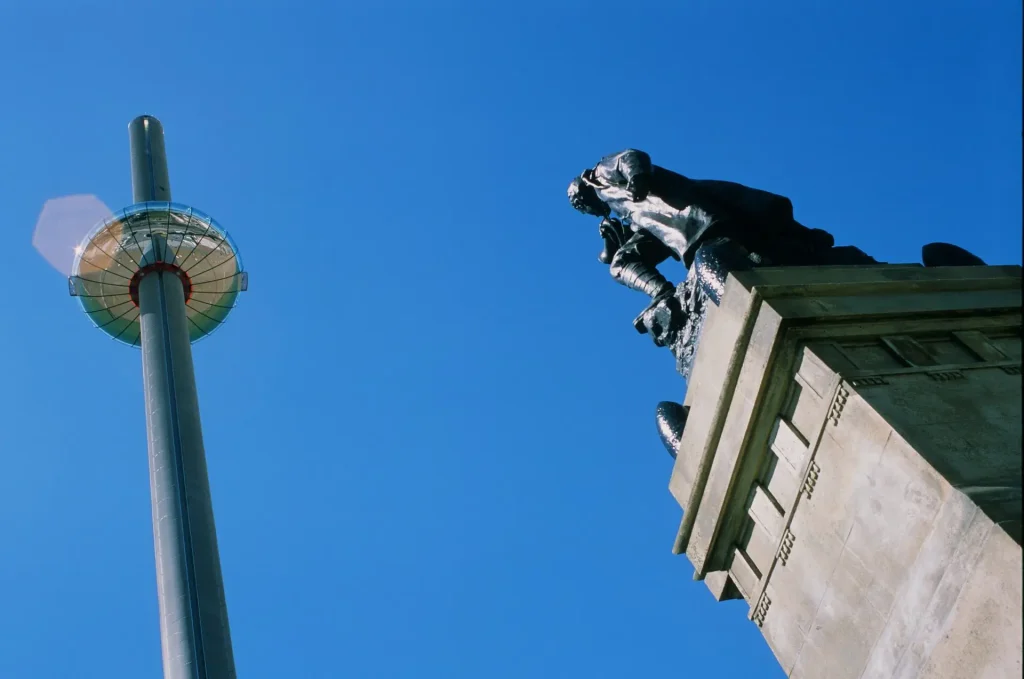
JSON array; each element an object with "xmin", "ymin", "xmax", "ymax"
[
  {"xmin": 130, "ymin": 116, "xmax": 236, "ymax": 679},
  {"xmin": 129, "ymin": 116, "xmax": 171, "ymax": 203}
]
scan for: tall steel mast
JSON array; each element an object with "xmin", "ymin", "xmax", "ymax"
[{"xmin": 69, "ymin": 116, "xmax": 247, "ymax": 678}]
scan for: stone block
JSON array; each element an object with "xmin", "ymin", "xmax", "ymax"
[
  {"xmin": 665, "ymin": 264, "xmax": 1022, "ymax": 677},
  {"xmin": 768, "ymin": 416, "xmax": 809, "ymax": 475},
  {"xmin": 915, "ymin": 525, "xmax": 1023, "ymax": 679},
  {"xmin": 762, "ymin": 451, "xmax": 801, "ymax": 514},
  {"xmin": 801, "ymin": 544, "xmax": 889, "ymax": 679}
]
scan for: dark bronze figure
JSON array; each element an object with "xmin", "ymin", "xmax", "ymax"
[
  {"xmin": 568, "ymin": 149, "xmax": 875, "ymax": 379},
  {"xmin": 568, "ymin": 148, "xmax": 856, "ymax": 271},
  {"xmin": 655, "ymin": 401, "xmax": 689, "ymax": 460},
  {"xmin": 568, "ymin": 148, "xmax": 986, "ymax": 458},
  {"xmin": 921, "ymin": 242, "xmax": 987, "ymax": 267}
]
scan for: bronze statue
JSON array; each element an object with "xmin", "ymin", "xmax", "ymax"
[
  {"xmin": 567, "ymin": 148, "xmax": 852, "ymax": 269},
  {"xmin": 568, "ymin": 148, "xmax": 986, "ymax": 458},
  {"xmin": 568, "ymin": 149, "xmax": 875, "ymax": 374}
]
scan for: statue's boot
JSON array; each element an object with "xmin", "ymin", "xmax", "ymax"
[
  {"xmin": 922, "ymin": 242, "xmax": 986, "ymax": 267},
  {"xmin": 656, "ymin": 401, "xmax": 689, "ymax": 459}
]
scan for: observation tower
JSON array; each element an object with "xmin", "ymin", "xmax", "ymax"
[{"xmin": 68, "ymin": 116, "xmax": 246, "ymax": 679}]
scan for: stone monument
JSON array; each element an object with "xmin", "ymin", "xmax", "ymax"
[{"xmin": 568, "ymin": 150, "xmax": 1022, "ymax": 678}]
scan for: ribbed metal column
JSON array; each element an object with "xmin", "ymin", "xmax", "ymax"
[{"xmin": 131, "ymin": 116, "xmax": 236, "ymax": 679}]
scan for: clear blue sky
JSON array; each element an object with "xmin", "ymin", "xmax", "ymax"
[{"xmin": 0, "ymin": 3, "xmax": 1020, "ymax": 678}]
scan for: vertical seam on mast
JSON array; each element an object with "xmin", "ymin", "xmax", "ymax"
[{"xmin": 157, "ymin": 270, "xmax": 208, "ymax": 679}]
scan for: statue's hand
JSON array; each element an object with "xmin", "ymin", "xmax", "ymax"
[
  {"xmin": 598, "ymin": 217, "xmax": 630, "ymax": 264},
  {"xmin": 633, "ymin": 290, "xmax": 684, "ymax": 348}
]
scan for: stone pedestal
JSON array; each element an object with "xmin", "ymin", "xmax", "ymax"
[{"xmin": 668, "ymin": 264, "xmax": 1022, "ymax": 679}]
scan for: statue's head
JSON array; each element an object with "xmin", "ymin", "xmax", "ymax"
[{"xmin": 567, "ymin": 172, "xmax": 610, "ymax": 217}]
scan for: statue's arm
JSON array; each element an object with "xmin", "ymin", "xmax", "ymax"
[
  {"xmin": 595, "ymin": 149, "xmax": 654, "ymax": 198},
  {"xmin": 609, "ymin": 231, "xmax": 675, "ymax": 298},
  {"xmin": 612, "ymin": 149, "xmax": 652, "ymax": 183}
]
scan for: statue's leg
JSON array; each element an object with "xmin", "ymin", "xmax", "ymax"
[
  {"xmin": 922, "ymin": 242, "xmax": 986, "ymax": 267},
  {"xmin": 692, "ymin": 237, "xmax": 756, "ymax": 305},
  {"xmin": 655, "ymin": 401, "xmax": 689, "ymax": 459}
]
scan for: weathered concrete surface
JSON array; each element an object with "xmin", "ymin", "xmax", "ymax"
[{"xmin": 666, "ymin": 264, "xmax": 1023, "ymax": 678}]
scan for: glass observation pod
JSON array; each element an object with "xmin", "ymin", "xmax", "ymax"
[{"xmin": 69, "ymin": 202, "xmax": 248, "ymax": 346}]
